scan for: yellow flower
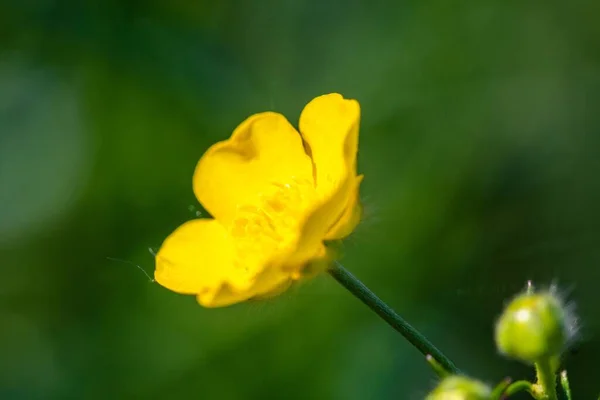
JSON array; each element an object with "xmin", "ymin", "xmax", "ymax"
[{"xmin": 154, "ymin": 93, "xmax": 362, "ymax": 307}]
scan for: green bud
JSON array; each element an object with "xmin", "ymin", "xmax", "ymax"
[
  {"xmin": 495, "ymin": 290, "xmax": 567, "ymax": 363},
  {"xmin": 426, "ymin": 376, "xmax": 492, "ymax": 400}
]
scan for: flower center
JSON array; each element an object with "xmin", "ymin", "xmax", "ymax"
[{"xmin": 229, "ymin": 177, "xmax": 316, "ymax": 276}]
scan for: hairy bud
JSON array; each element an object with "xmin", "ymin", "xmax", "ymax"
[
  {"xmin": 495, "ymin": 288, "xmax": 570, "ymax": 363},
  {"xmin": 426, "ymin": 376, "xmax": 492, "ymax": 400}
]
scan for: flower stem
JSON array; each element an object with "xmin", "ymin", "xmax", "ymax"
[
  {"xmin": 559, "ymin": 371, "xmax": 572, "ymax": 400},
  {"xmin": 490, "ymin": 378, "xmax": 511, "ymax": 399},
  {"xmin": 534, "ymin": 358, "xmax": 558, "ymax": 400},
  {"xmin": 503, "ymin": 380, "xmax": 534, "ymax": 397},
  {"xmin": 328, "ymin": 262, "xmax": 460, "ymax": 375},
  {"xmin": 426, "ymin": 354, "xmax": 450, "ymax": 378}
]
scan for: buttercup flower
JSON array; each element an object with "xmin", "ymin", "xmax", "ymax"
[{"xmin": 154, "ymin": 94, "xmax": 362, "ymax": 307}]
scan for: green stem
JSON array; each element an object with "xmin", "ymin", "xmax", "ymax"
[
  {"xmin": 559, "ymin": 371, "xmax": 572, "ymax": 400},
  {"xmin": 504, "ymin": 380, "xmax": 534, "ymax": 397},
  {"xmin": 534, "ymin": 358, "xmax": 558, "ymax": 400},
  {"xmin": 426, "ymin": 354, "xmax": 449, "ymax": 378},
  {"xmin": 490, "ymin": 378, "xmax": 511, "ymax": 400},
  {"xmin": 328, "ymin": 262, "xmax": 460, "ymax": 375}
]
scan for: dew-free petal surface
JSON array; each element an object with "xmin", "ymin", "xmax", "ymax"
[
  {"xmin": 288, "ymin": 94, "xmax": 361, "ymax": 266},
  {"xmin": 193, "ymin": 112, "xmax": 313, "ymax": 225},
  {"xmin": 154, "ymin": 219, "xmax": 235, "ymax": 296},
  {"xmin": 325, "ymin": 174, "xmax": 364, "ymax": 240}
]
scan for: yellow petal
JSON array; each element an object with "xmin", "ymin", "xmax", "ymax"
[
  {"xmin": 154, "ymin": 219, "xmax": 235, "ymax": 295},
  {"xmin": 299, "ymin": 93, "xmax": 360, "ymax": 196},
  {"xmin": 248, "ymin": 279, "xmax": 293, "ymax": 301},
  {"xmin": 154, "ymin": 219, "xmax": 264, "ymax": 301},
  {"xmin": 157, "ymin": 219, "xmax": 284, "ymax": 307},
  {"xmin": 286, "ymin": 94, "xmax": 361, "ymax": 266},
  {"xmin": 198, "ymin": 262, "xmax": 292, "ymax": 307},
  {"xmin": 325, "ymin": 174, "xmax": 363, "ymax": 240},
  {"xmin": 193, "ymin": 112, "xmax": 313, "ymax": 225},
  {"xmin": 197, "ymin": 283, "xmax": 255, "ymax": 308},
  {"xmin": 247, "ymin": 265, "xmax": 294, "ymax": 297}
]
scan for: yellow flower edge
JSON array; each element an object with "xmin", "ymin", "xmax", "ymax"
[{"xmin": 154, "ymin": 93, "xmax": 362, "ymax": 307}]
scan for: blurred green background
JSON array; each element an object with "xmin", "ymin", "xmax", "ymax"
[{"xmin": 1, "ymin": 1, "xmax": 599, "ymax": 399}]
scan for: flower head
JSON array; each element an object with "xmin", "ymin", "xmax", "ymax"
[{"xmin": 154, "ymin": 94, "xmax": 362, "ymax": 307}]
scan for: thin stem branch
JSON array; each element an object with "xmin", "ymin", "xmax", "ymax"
[
  {"xmin": 534, "ymin": 358, "xmax": 558, "ymax": 400},
  {"xmin": 426, "ymin": 354, "xmax": 449, "ymax": 378},
  {"xmin": 504, "ymin": 380, "xmax": 534, "ymax": 398},
  {"xmin": 328, "ymin": 262, "xmax": 460, "ymax": 375},
  {"xmin": 491, "ymin": 378, "xmax": 511, "ymax": 400},
  {"xmin": 560, "ymin": 371, "xmax": 572, "ymax": 400}
]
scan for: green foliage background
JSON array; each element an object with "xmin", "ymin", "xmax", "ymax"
[{"xmin": 1, "ymin": 1, "xmax": 599, "ymax": 398}]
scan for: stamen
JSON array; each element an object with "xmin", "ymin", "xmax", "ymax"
[{"xmin": 229, "ymin": 178, "xmax": 317, "ymax": 276}]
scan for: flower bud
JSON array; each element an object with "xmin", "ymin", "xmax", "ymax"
[
  {"xmin": 495, "ymin": 290, "xmax": 568, "ymax": 363},
  {"xmin": 426, "ymin": 376, "xmax": 492, "ymax": 400}
]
